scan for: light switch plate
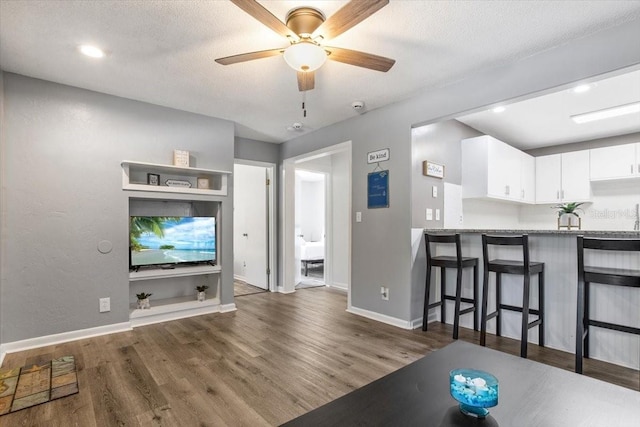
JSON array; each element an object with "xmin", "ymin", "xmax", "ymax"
[
  {"xmin": 432, "ymin": 186, "xmax": 438, "ymax": 198},
  {"xmin": 435, "ymin": 209, "xmax": 440, "ymax": 221},
  {"xmin": 356, "ymin": 212, "xmax": 362, "ymax": 222},
  {"xmin": 426, "ymin": 208, "xmax": 433, "ymax": 221}
]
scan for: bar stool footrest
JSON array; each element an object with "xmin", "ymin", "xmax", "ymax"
[
  {"xmin": 588, "ymin": 320, "xmax": 640, "ymax": 335},
  {"xmin": 499, "ymin": 304, "xmax": 540, "ymax": 316},
  {"xmin": 459, "ymin": 306, "xmax": 476, "ymax": 315}
]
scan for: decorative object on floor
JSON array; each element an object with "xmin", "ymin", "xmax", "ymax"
[
  {"xmin": 449, "ymin": 368, "xmax": 498, "ymax": 418},
  {"xmin": 0, "ymin": 356, "xmax": 78, "ymax": 416},
  {"xmin": 554, "ymin": 201, "xmax": 584, "ymax": 230},
  {"xmin": 173, "ymin": 149, "xmax": 190, "ymax": 167},
  {"xmin": 195, "ymin": 285, "xmax": 209, "ymax": 302},
  {"xmin": 136, "ymin": 292, "xmax": 152, "ymax": 309}
]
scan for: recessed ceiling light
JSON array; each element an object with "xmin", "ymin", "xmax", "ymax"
[
  {"xmin": 571, "ymin": 102, "xmax": 640, "ymax": 124},
  {"xmin": 492, "ymin": 106, "xmax": 506, "ymax": 113},
  {"xmin": 572, "ymin": 84, "xmax": 591, "ymax": 93},
  {"xmin": 79, "ymin": 45, "xmax": 105, "ymax": 58}
]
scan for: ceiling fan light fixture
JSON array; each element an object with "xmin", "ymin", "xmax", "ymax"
[{"xmin": 283, "ymin": 42, "xmax": 327, "ymax": 72}]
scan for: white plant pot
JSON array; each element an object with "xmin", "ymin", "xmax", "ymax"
[
  {"xmin": 197, "ymin": 291, "xmax": 206, "ymax": 302},
  {"xmin": 137, "ymin": 298, "xmax": 150, "ymax": 309}
]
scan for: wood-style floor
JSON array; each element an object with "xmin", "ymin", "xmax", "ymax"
[{"xmin": 1, "ymin": 287, "xmax": 638, "ymax": 426}]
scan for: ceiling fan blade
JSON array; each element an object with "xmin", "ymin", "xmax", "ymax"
[
  {"xmin": 325, "ymin": 47, "xmax": 395, "ymax": 72},
  {"xmin": 215, "ymin": 48, "xmax": 284, "ymax": 65},
  {"xmin": 297, "ymin": 71, "xmax": 315, "ymax": 91},
  {"xmin": 312, "ymin": 0, "xmax": 389, "ymax": 40},
  {"xmin": 230, "ymin": 0, "xmax": 299, "ymax": 40}
]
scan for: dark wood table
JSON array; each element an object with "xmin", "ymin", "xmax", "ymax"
[{"xmin": 281, "ymin": 341, "xmax": 640, "ymax": 426}]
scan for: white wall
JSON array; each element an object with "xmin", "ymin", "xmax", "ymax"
[{"xmin": 300, "ymin": 180, "xmax": 325, "ymax": 242}]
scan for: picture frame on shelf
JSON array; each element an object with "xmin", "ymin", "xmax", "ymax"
[
  {"xmin": 147, "ymin": 173, "xmax": 160, "ymax": 186},
  {"xmin": 197, "ymin": 177, "xmax": 210, "ymax": 189}
]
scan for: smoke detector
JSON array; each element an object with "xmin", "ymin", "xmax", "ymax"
[
  {"xmin": 352, "ymin": 101, "xmax": 365, "ymax": 110},
  {"xmin": 287, "ymin": 122, "xmax": 304, "ymax": 132}
]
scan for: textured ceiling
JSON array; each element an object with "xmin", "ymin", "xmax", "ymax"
[{"xmin": 1, "ymin": 0, "xmax": 640, "ymax": 143}]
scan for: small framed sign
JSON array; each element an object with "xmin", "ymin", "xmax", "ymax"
[
  {"xmin": 367, "ymin": 170, "xmax": 389, "ymax": 209},
  {"xmin": 173, "ymin": 149, "xmax": 190, "ymax": 167},
  {"xmin": 147, "ymin": 173, "xmax": 160, "ymax": 186},
  {"xmin": 367, "ymin": 148, "xmax": 390, "ymax": 164},
  {"xmin": 423, "ymin": 161, "xmax": 444, "ymax": 179},
  {"xmin": 197, "ymin": 177, "xmax": 210, "ymax": 189}
]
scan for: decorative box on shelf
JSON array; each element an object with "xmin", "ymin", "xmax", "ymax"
[{"xmin": 121, "ymin": 161, "xmax": 231, "ymax": 196}]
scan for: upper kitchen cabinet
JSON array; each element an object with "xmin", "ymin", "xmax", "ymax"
[
  {"xmin": 590, "ymin": 143, "xmax": 640, "ymax": 181},
  {"xmin": 535, "ymin": 151, "xmax": 591, "ymax": 204},
  {"xmin": 462, "ymin": 135, "xmax": 535, "ymax": 203}
]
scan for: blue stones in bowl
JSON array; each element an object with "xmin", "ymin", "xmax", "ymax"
[{"xmin": 449, "ymin": 369, "xmax": 499, "ymax": 418}]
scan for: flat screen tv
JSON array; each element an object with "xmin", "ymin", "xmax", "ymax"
[{"xmin": 130, "ymin": 216, "xmax": 216, "ymax": 270}]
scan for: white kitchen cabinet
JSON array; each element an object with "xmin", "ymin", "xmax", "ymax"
[
  {"xmin": 462, "ymin": 135, "xmax": 534, "ymax": 203},
  {"xmin": 589, "ymin": 143, "xmax": 640, "ymax": 181},
  {"xmin": 535, "ymin": 151, "xmax": 590, "ymax": 204}
]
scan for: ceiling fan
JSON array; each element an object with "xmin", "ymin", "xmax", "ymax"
[{"xmin": 215, "ymin": 0, "xmax": 396, "ymax": 91}]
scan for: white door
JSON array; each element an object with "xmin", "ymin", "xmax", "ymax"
[{"xmin": 233, "ymin": 163, "xmax": 268, "ymax": 289}]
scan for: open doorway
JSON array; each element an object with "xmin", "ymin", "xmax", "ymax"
[
  {"xmin": 295, "ymin": 169, "xmax": 326, "ymax": 289},
  {"xmin": 282, "ymin": 141, "xmax": 351, "ymax": 302},
  {"xmin": 233, "ymin": 161, "xmax": 276, "ymax": 297}
]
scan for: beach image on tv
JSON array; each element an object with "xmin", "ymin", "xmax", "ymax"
[{"xmin": 130, "ymin": 216, "xmax": 216, "ymax": 266}]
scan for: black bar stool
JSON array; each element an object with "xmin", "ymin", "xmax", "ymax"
[
  {"xmin": 480, "ymin": 234, "xmax": 544, "ymax": 358},
  {"xmin": 422, "ymin": 233, "xmax": 479, "ymax": 339},
  {"xmin": 576, "ymin": 236, "xmax": 640, "ymax": 374}
]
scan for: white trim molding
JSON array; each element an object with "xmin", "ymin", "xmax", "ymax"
[
  {"xmin": 327, "ymin": 282, "xmax": 348, "ymax": 291},
  {"xmin": 0, "ymin": 322, "xmax": 132, "ymax": 365},
  {"xmin": 347, "ymin": 305, "xmax": 413, "ymax": 330}
]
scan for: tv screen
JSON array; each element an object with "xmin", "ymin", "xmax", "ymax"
[{"xmin": 130, "ymin": 216, "xmax": 216, "ymax": 268}]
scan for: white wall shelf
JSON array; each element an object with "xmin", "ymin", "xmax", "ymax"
[
  {"xmin": 122, "ymin": 160, "xmax": 232, "ymax": 196},
  {"xmin": 129, "ymin": 295, "xmax": 223, "ymax": 327},
  {"xmin": 130, "ymin": 264, "xmax": 221, "ymax": 281}
]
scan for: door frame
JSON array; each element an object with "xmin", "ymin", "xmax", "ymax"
[
  {"xmin": 233, "ymin": 159, "xmax": 277, "ymax": 292},
  {"xmin": 281, "ymin": 141, "xmax": 352, "ymax": 304}
]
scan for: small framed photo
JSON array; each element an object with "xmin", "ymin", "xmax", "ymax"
[
  {"xmin": 197, "ymin": 177, "xmax": 210, "ymax": 189},
  {"xmin": 147, "ymin": 173, "xmax": 160, "ymax": 186}
]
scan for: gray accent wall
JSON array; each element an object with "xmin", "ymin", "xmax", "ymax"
[
  {"xmin": 234, "ymin": 136, "xmax": 280, "ymax": 164},
  {"xmin": 1, "ymin": 73, "xmax": 234, "ymax": 343},
  {"xmin": 411, "ymin": 120, "xmax": 482, "ymax": 229},
  {"xmin": 280, "ymin": 19, "xmax": 640, "ymax": 324}
]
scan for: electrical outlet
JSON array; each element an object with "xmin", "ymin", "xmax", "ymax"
[
  {"xmin": 99, "ymin": 297, "xmax": 110, "ymax": 313},
  {"xmin": 381, "ymin": 286, "xmax": 389, "ymax": 301}
]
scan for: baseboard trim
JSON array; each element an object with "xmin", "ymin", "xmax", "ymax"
[
  {"xmin": 233, "ymin": 274, "xmax": 247, "ymax": 282},
  {"xmin": 220, "ymin": 303, "xmax": 237, "ymax": 313},
  {"xmin": 346, "ymin": 305, "xmax": 412, "ymax": 330},
  {"xmin": 327, "ymin": 282, "xmax": 348, "ymax": 291},
  {"xmin": 277, "ymin": 286, "xmax": 295, "ymax": 294},
  {"xmin": 0, "ymin": 322, "xmax": 132, "ymax": 366}
]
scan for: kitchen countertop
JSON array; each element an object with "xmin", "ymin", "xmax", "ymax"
[{"xmin": 424, "ymin": 228, "xmax": 640, "ymax": 236}]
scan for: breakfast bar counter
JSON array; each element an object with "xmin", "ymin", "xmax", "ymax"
[{"xmin": 422, "ymin": 229, "xmax": 640, "ymax": 370}]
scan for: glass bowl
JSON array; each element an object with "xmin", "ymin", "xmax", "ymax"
[{"xmin": 449, "ymin": 368, "xmax": 499, "ymax": 418}]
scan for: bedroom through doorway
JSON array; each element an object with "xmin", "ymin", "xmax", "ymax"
[{"xmin": 295, "ymin": 169, "xmax": 326, "ymax": 289}]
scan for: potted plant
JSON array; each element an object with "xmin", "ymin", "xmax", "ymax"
[
  {"xmin": 136, "ymin": 292, "xmax": 152, "ymax": 309},
  {"xmin": 196, "ymin": 285, "xmax": 209, "ymax": 302},
  {"xmin": 553, "ymin": 202, "xmax": 584, "ymax": 230}
]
